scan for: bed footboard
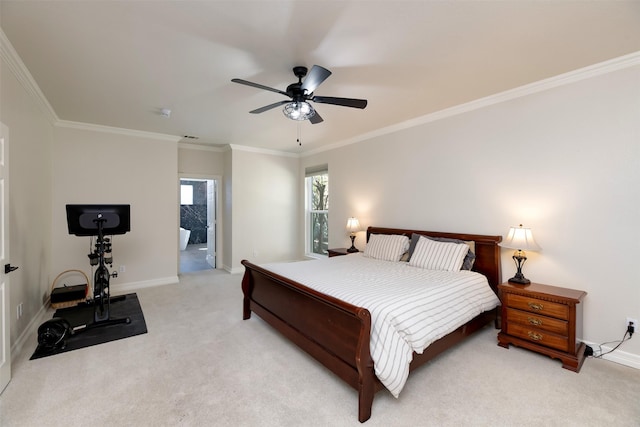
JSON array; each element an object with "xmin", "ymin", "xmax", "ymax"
[{"xmin": 241, "ymin": 260, "xmax": 377, "ymax": 422}]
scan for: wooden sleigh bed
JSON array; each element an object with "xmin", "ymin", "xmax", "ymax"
[{"xmin": 241, "ymin": 226, "xmax": 502, "ymax": 422}]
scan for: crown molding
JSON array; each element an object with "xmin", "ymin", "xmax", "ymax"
[
  {"xmin": 302, "ymin": 50, "xmax": 640, "ymax": 157},
  {"xmin": 55, "ymin": 120, "xmax": 181, "ymax": 142},
  {"xmin": 178, "ymin": 142, "xmax": 227, "ymax": 152},
  {"xmin": 228, "ymin": 143, "xmax": 299, "ymax": 158},
  {"xmin": 0, "ymin": 27, "xmax": 58, "ymax": 124},
  {"xmin": 1, "ymin": 26, "xmax": 181, "ymax": 143}
]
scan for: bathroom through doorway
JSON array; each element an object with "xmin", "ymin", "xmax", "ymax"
[{"xmin": 179, "ymin": 177, "xmax": 218, "ymax": 273}]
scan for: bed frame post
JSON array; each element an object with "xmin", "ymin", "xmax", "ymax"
[
  {"xmin": 241, "ymin": 269, "xmax": 252, "ymax": 320},
  {"xmin": 356, "ymin": 309, "xmax": 375, "ymax": 423}
]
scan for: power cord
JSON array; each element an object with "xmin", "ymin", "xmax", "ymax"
[{"xmin": 589, "ymin": 323, "xmax": 633, "ymax": 359}]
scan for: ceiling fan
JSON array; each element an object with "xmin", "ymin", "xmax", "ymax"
[{"xmin": 231, "ymin": 65, "xmax": 367, "ymax": 124}]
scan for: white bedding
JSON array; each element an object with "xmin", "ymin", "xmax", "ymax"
[{"xmin": 261, "ymin": 253, "xmax": 500, "ymax": 398}]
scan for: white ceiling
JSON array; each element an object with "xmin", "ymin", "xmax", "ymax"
[{"xmin": 2, "ymin": 1, "xmax": 640, "ymax": 153}]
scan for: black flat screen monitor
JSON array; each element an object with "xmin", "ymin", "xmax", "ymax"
[{"xmin": 66, "ymin": 204, "xmax": 130, "ymax": 236}]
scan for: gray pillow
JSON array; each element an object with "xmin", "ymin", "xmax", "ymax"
[{"xmin": 407, "ymin": 233, "xmax": 476, "ymax": 270}]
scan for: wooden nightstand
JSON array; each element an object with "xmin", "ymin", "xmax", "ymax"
[
  {"xmin": 497, "ymin": 282, "xmax": 587, "ymax": 372},
  {"xmin": 327, "ymin": 248, "xmax": 355, "ymax": 257}
]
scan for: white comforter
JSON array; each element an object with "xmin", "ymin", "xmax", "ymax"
[{"xmin": 261, "ymin": 253, "xmax": 500, "ymax": 398}]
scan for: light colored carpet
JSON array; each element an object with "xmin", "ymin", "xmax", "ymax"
[{"xmin": 1, "ymin": 269, "xmax": 639, "ymax": 426}]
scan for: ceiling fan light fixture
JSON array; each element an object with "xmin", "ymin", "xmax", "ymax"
[{"xmin": 283, "ymin": 101, "xmax": 315, "ymax": 121}]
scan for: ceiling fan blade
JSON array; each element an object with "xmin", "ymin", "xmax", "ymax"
[
  {"xmin": 301, "ymin": 65, "xmax": 332, "ymax": 94},
  {"xmin": 309, "ymin": 110, "xmax": 324, "ymax": 124},
  {"xmin": 312, "ymin": 96, "xmax": 368, "ymax": 109},
  {"xmin": 231, "ymin": 78, "xmax": 289, "ymax": 97},
  {"xmin": 249, "ymin": 100, "xmax": 290, "ymax": 114}
]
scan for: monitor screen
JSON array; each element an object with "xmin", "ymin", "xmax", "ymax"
[{"xmin": 66, "ymin": 204, "xmax": 130, "ymax": 236}]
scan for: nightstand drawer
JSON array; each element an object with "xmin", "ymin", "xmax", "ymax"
[
  {"xmin": 505, "ymin": 322, "xmax": 569, "ymax": 352},
  {"xmin": 505, "ymin": 308, "xmax": 568, "ymax": 335},
  {"xmin": 504, "ymin": 293, "xmax": 569, "ymax": 320}
]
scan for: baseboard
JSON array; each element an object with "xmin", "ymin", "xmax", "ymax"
[
  {"xmin": 111, "ymin": 275, "xmax": 179, "ymax": 295},
  {"xmin": 583, "ymin": 339, "xmax": 640, "ymax": 370},
  {"xmin": 223, "ymin": 264, "xmax": 244, "ymax": 274},
  {"xmin": 11, "ymin": 301, "xmax": 52, "ymax": 362}
]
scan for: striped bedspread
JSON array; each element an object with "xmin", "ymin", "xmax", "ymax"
[{"xmin": 261, "ymin": 253, "xmax": 500, "ymax": 398}]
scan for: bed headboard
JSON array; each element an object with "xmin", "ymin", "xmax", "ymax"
[{"xmin": 366, "ymin": 226, "xmax": 503, "ymax": 293}]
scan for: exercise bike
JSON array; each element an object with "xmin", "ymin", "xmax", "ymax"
[{"xmin": 37, "ymin": 205, "xmax": 132, "ymax": 351}]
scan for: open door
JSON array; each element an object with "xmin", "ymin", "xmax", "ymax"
[
  {"xmin": 206, "ymin": 180, "xmax": 216, "ymax": 268},
  {"xmin": 0, "ymin": 122, "xmax": 11, "ymax": 393}
]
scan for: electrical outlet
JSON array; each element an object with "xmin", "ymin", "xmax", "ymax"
[
  {"xmin": 627, "ymin": 317, "xmax": 638, "ymax": 331},
  {"xmin": 119, "ymin": 265, "xmax": 126, "ymax": 273}
]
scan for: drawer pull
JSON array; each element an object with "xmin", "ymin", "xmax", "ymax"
[
  {"xmin": 528, "ymin": 302, "xmax": 544, "ymax": 311},
  {"xmin": 528, "ymin": 317, "xmax": 542, "ymax": 326},
  {"xmin": 528, "ymin": 331, "xmax": 543, "ymax": 341}
]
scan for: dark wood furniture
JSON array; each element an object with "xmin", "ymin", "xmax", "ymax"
[
  {"xmin": 241, "ymin": 226, "xmax": 502, "ymax": 423},
  {"xmin": 327, "ymin": 247, "xmax": 350, "ymax": 257},
  {"xmin": 497, "ymin": 282, "xmax": 587, "ymax": 372}
]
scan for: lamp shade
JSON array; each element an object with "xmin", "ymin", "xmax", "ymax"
[
  {"xmin": 346, "ymin": 217, "xmax": 360, "ymax": 234},
  {"xmin": 501, "ymin": 224, "xmax": 541, "ymax": 251}
]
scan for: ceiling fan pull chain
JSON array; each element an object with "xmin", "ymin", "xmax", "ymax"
[{"xmin": 297, "ymin": 122, "xmax": 302, "ymax": 146}]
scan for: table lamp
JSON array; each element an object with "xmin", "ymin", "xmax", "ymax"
[
  {"xmin": 500, "ymin": 224, "xmax": 541, "ymax": 284},
  {"xmin": 346, "ymin": 217, "xmax": 361, "ymax": 253}
]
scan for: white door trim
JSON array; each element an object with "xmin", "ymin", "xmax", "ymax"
[
  {"xmin": 0, "ymin": 121, "xmax": 12, "ymax": 393},
  {"xmin": 178, "ymin": 174, "xmax": 222, "ymax": 271}
]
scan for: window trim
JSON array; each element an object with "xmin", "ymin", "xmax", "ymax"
[{"xmin": 304, "ymin": 168, "xmax": 329, "ymax": 258}]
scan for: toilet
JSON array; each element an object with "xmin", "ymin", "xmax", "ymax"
[{"xmin": 179, "ymin": 227, "xmax": 191, "ymax": 251}]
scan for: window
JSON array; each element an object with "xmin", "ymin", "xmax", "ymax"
[
  {"xmin": 305, "ymin": 167, "xmax": 328, "ymax": 256},
  {"xmin": 180, "ymin": 184, "xmax": 193, "ymax": 205}
]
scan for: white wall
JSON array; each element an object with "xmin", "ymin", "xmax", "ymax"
[
  {"xmin": 302, "ymin": 62, "xmax": 640, "ymax": 365},
  {"xmin": 51, "ymin": 125, "xmax": 180, "ymax": 292},
  {"xmin": 228, "ymin": 147, "xmax": 299, "ymax": 272},
  {"xmin": 178, "ymin": 144, "xmax": 225, "ymax": 176},
  {"xmin": 1, "ymin": 49, "xmax": 53, "ymax": 350},
  {"xmin": 222, "ymin": 148, "xmax": 233, "ymax": 271}
]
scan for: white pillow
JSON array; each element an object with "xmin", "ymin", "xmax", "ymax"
[
  {"xmin": 363, "ymin": 234, "xmax": 409, "ymax": 262},
  {"xmin": 408, "ymin": 235, "xmax": 469, "ymax": 271}
]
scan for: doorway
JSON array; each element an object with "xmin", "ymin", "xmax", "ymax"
[
  {"xmin": 179, "ymin": 178, "xmax": 217, "ymax": 273},
  {"xmin": 0, "ymin": 122, "xmax": 11, "ymax": 393}
]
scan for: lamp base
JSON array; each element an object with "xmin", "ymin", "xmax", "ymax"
[
  {"xmin": 509, "ymin": 253, "xmax": 531, "ymax": 285},
  {"xmin": 347, "ymin": 235, "xmax": 359, "ymax": 253},
  {"xmin": 508, "ymin": 275, "xmax": 531, "ymax": 285}
]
